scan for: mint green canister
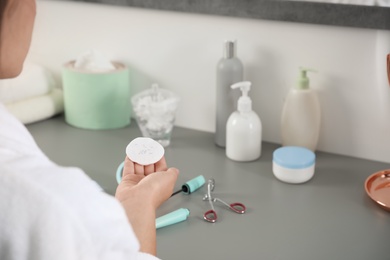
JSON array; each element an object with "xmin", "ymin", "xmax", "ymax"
[{"xmin": 62, "ymin": 61, "xmax": 130, "ymax": 129}]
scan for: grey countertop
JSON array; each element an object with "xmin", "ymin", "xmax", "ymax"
[{"xmin": 27, "ymin": 116, "xmax": 390, "ymax": 260}]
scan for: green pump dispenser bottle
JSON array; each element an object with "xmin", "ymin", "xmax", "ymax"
[{"xmin": 281, "ymin": 67, "xmax": 321, "ymax": 151}]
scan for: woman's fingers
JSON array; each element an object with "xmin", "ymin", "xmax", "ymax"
[
  {"xmin": 155, "ymin": 156, "xmax": 168, "ymax": 172},
  {"xmin": 123, "ymin": 155, "xmax": 168, "ymax": 178},
  {"xmin": 123, "ymin": 156, "xmax": 146, "ymax": 177},
  {"xmin": 144, "ymin": 164, "xmax": 155, "ymax": 176},
  {"xmin": 145, "ymin": 156, "xmax": 167, "ymax": 175},
  {"xmin": 134, "ymin": 163, "xmax": 145, "ymax": 176},
  {"xmin": 123, "ymin": 156, "xmax": 135, "ymax": 178}
]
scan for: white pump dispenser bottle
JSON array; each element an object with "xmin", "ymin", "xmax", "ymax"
[
  {"xmin": 281, "ymin": 68, "xmax": 321, "ymax": 151},
  {"xmin": 226, "ymin": 81, "xmax": 262, "ymax": 161}
]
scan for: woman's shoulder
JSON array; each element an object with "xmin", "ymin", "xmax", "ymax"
[
  {"xmin": 0, "ymin": 168, "xmax": 97, "ymax": 260},
  {"xmin": 0, "ymin": 164, "xmax": 148, "ymax": 260},
  {"xmin": 0, "ymin": 102, "xmax": 44, "ymax": 160}
]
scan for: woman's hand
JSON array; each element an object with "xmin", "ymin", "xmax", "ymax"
[
  {"xmin": 115, "ymin": 156, "xmax": 179, "ymax": 209},
  {"xmin": 114, "ymin": 155, "xmax": 179, "ymax": 255}
]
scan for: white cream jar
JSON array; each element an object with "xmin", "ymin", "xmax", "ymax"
[{"xmin": 272, "ymin": 146, "xmax": 316, "ymax": 184}]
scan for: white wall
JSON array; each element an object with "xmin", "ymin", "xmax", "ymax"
[{"xmin": 30, "ymin": 0, "xmax": 390, "ymax": 163}]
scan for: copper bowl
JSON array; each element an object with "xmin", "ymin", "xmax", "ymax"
[{"xmin": 365, "ymin": 169, "xmax": 390, "ymax": 211}]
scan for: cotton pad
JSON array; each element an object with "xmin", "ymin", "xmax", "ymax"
[{"xmin": 126, "ymin": 137, "xmax": 165, "ymax": 165}]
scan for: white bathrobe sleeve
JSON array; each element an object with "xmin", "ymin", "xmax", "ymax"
[
  {"xmin": 0, "ymin": 167, "xmax": 160, "ymax": 260},
  {"xmin": 0, "ymin": 103, "xmax": 160, "ymax": 260}
]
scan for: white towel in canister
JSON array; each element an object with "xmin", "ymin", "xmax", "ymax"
[
  {"xmin": 5, "ymin": 88, "xmax": 64, "ymax": 124},
  {"xmin": 0, "ymin": 61, "xmax": 56, "ymax": 104}
]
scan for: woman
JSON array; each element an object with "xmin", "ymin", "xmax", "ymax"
[{"xmin": 0, "ymin": 0, "xmax": 179, "ymax": 259}]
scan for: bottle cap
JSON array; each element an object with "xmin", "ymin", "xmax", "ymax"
[{"xmin": 223, "ymin": 40, "xmax": 236, "ymax": 59}]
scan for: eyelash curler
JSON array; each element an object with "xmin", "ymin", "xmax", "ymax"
[{"xmin": 202, "ymin": 178, "xmax": 246, "ymax": 223}]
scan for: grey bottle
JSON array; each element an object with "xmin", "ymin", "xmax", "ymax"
[{"xmin": 215, "ymin": 40, "xmax": 244, "ymax": 147}]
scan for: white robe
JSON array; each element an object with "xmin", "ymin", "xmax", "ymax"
[{"xmin": 0, "ymin": 103, "xmax": 159, "ymax": 260}]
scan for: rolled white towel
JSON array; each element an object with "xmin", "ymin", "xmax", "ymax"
[
  {"xmin": 5, "ymin": 88, "xmax": 64, "ymax": 124},
  {"xmin": 0, "ymin": 61, "xmax": 56, "ymax": 104}
]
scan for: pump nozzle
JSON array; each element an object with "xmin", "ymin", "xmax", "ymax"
[
  {"xmin": 231, "ymin": 81, "xmax": 251, "ymax": 95},
  {"xmin": 297, "ymin": 67, "xmax": 317, "ymax": 89},
  {"xmin": 231, "ymin": 81, "xmax": 252, "ymax": 113}
]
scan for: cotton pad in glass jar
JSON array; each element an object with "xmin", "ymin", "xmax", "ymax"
[{"xmin": 126, "ymin": 137, "xmax": 165, "ymax": 165}]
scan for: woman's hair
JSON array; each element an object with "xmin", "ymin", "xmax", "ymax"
[
  {"xmin": 0, "ymin": 0, "xmax": 5, "ymax": 18},
  {"xmin": 0, "ymin": 0, "xmax": 5, "ymax": 33},
  {"xmin": 0, "ymin": 1, "xmax": 4, "ymax": 57}
]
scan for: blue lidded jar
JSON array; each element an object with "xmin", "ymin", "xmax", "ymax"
[{"xmin": 272, "ymin": 146, "xmax": 316, "ymax": 184}]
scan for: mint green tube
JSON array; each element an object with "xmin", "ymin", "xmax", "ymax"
[
  {"xmin": 156, "ymin": 208, "xmax": 190, "ymax": 229},
  {"xmin": 182, "ymin": 175, "xmax": 205, "ymax": 194}
]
